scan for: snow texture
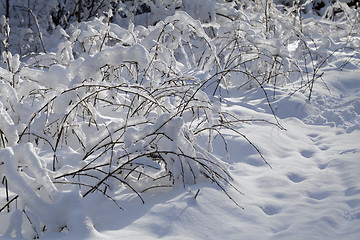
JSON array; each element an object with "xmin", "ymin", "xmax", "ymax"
[{"xmin": 0, "ymin": 0, "xmax": 360, "ymax": 239}]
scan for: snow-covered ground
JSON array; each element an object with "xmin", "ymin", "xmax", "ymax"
[
  {"xmin": 3, "ymin": 69, "xmax": 358, "ymax": 240},
  {"xmin": 86, "ymin": 70, "xmax": 360, "ymax": 240},
  {"xmin": 0, "ymin": 1, "xmax": 359, "ymax": 239}
]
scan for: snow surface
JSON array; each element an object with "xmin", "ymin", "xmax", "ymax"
[
  {"xmin": 2, "ymin": 70, "xmax": 358, "ymax": 240},
  {"xmin": 79, "ymin": 70, "xmax": 359, "ymax": 240},
  {"xmin": 1, "ymin": 1, "xmax": 360, "ymax": 239}
]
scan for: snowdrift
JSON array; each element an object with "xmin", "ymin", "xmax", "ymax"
[{"xmin": 0, "ymin": 0, "xmax": 359, "ymax": 239}]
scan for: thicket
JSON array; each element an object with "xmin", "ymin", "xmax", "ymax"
[{"xmin": 0, "ymin": 0, "xmax": 359, "ymax": 238}]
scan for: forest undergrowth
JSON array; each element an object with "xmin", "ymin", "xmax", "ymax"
[{"xmin": 0, "ymin": 0, "xmax": 359, "ymax": 238}]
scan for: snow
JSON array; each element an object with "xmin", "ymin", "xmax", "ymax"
[
  {"xmin": 83, "ymin": 70, "xmax": 359, "ymax": 240},
  {"xmin": 76, "ymin": 69, "xmax": 360, "ymax": 240},
  {"xmin": 1, "ymin": 0, "xmax": 360, "ymax": 239}
]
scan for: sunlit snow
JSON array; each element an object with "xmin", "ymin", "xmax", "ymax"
[{"xmin": 0, "ymin": 1, "xmax": 359, "ymax": 239}]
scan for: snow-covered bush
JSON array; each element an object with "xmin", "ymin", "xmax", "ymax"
[
  {"xmin": 273, "ymin": 0, "xmax": 359, "ymax": 16},
  {"xmin": 0, "ymin": 0, "xmax": 359, "ymax": 238},
  {"xmin": 0, "ymin": 10, "xmax": 253, "ymax": 238}
]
